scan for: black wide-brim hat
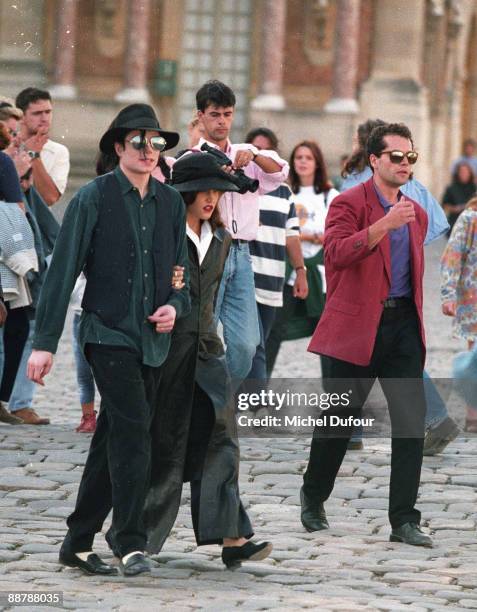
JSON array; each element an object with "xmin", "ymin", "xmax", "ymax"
[
  {"xmin": 171, "ymin": 152, "xmax": 241, "ymax": 193},
  {"xmin": 99, "ymin": 103, "xmax": 180, "ymax": 153}
]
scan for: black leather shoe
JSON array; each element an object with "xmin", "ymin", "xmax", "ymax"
[
  {"xmin": 59, "ymin": 550, "xmax": 118, "ymax": 575},
  {"xmin": 390, "ymin": 522, "xmax": 433, "ymax": 548},
  {"xmin": 300, "ymin": 486, "xmax": 329, "ymax": 532},
  {"xmin": 221, "ymin": 541, "xmax": 273, "ymax": 569},
  {"xmin": 119, "ymin": 552, "xmax": 151, "ymax": 576}
]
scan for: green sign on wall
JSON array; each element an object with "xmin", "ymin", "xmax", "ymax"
[{"xmin": 154, "ymin": 60, "xmax": 177, "ymax": 97}]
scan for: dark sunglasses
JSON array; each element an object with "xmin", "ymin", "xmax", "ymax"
[
  {"xmin": 126, "ymin": 134, "xmax": 167, "ymax": 151},
  {"xmin": 380, "ymin": 150, "xmax": 418, "ymax": 165}
]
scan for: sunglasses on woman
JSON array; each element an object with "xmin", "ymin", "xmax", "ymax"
[
  {"xmin": 380, "ymin": 150, "xmax": 419, "ymax": 165},
  {"xmin": 126, "ymin": 134, "xmax": 167, "ymax": 151}
]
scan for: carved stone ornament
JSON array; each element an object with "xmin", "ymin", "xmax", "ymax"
[
  {"xmin": 448, "ymin": 0, "xmax": 464, "ymax": 40},
  {"xmin": 94, "ymin": 0, "xmax": 126, "ymax": 58},
  {"xmin": 303, "ymin": 0, "xmax": 335, "ymax": 66}
]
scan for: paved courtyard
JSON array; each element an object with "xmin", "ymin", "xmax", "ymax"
[{"xmin": 0, "ymin": 239, "xmax": 476, "ymax": 611}]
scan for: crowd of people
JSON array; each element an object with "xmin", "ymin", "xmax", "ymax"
[{"xmin": 0, "ymin": 79, "xmax": 476, "ymax": 576}]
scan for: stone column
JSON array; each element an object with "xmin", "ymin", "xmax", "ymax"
[
  {"xmin": 325, "ymin": 0, "xmax": 360, "ymax": 114},
  {"xmin": 251, "ymin": 0, "xmax": 286, "ymax": 110},
  {"xmin": 49, "ymin": 0, "xmax": 79, "ymax": 99},
  {"xmin": 370, "ymin": 0, "xmax": 425, "ymax": 81},
  {"xmin": 359, "ymin": 0, "xmax": 432, "ymax": 185},
  {"xmin": 115, "ymin": 0, "xmax": 151, "ymax": 103}
]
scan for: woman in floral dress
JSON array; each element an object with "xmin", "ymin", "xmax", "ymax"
[{"xmin": 441, "ymin": 196, "xmax": 477, "ymax": 431}]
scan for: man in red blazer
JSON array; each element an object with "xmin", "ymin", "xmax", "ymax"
[{"xmin": 302, "ymin": 123, "xmax": 432, "ymax": 547}]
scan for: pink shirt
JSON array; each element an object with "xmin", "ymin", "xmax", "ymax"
[
  {"xmin": 151, "ymin": 156, "xmax": 175, "ymax": 183},
  {"xmin": 197, "ymin": 138, "xmax": 289, "ymax": 240}
]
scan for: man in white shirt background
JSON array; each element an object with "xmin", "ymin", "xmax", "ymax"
[{"xmin": 15, "ymin": 87, "xmax": 70, "ymax": 206}]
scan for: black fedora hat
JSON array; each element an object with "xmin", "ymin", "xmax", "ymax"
[
  {"xmin": 99, "ymin": 103, "xmax": 180, "ymax": 153},
  {"xmin": 171, "ymin": 152, "xmax": 241, "ymax": 193}
]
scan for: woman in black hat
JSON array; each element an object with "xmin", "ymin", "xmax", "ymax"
[{"xmin": 144, "ymin": 152, "xmax": 272, "ymax": 568}]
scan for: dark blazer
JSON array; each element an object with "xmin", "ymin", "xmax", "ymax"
[
  {"xmin": 144, "ymin": 226, "xmax": 252, "ymax": 552},
  {"xmin": 308, "ymin": 177, "xmax": 428, "ymax": 366}
]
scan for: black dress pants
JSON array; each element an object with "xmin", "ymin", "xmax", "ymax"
[
  {"xmin": 64, "ymin": 344, "xmax": 162, "ymax": 557},
  {"xmin": 187, "ymin": 385, "xmax": 215, "ymax": 544},
  {"xmin": 0, "ymin": 304, "xmax": 29, "ymax": 402},
  {"xmin": 303, "ymin": 302, "xmax": 426, "ymax": 528}
]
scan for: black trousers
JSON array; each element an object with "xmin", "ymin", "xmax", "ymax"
[
  {"xmin": 303, "ymin": 303, "xmax": 426, "ymax": 528},
  {"xmin": 0, "ymin": 305, "xmax": 29, "ymax": 402},
  {"xmin": 188, "ymin": 385, "xmax": 215, "ymax": 544},
  {"xmin": 64, "ymin": 345, "xmax": 162, "ymax": 557}
]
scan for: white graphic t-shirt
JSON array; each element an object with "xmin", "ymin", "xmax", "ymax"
[{"xmin": 287, "ymin": 185, "xmax": 339, "ymax": 289}]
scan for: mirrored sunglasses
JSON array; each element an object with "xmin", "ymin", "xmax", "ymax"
[
  {"xmin": 380, "ymin": 150, "xmax": 418, "ymax": 165},
  {"xmin": 127, "ymin": 134, "xmax": 167, "ymax": 151}
]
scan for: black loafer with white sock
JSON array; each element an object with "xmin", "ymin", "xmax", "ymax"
[
  {"xmin": 59, "ymin": 549, "xmax": 118, "ymax": 575},
  {"xmin": 120, "ymin": 552, "xmax": 151, "ymax": 576}
]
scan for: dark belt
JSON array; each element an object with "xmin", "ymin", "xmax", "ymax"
[
  {"xmin": 382, "ymin": 297, "xmax": 413, "ymax": 309},
  {"xmin": 231, "ymin": 238, "xmax": 248, "ymax": 245}
]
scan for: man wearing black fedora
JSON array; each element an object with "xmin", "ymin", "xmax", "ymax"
[{"xmin": 27, "ymin": 104, "xmax": 190, "ymax": 577}]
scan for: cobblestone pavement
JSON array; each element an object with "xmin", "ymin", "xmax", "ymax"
[{"xmin": 0, "ymin": 239, "xmax": 476, "ymax": 611}]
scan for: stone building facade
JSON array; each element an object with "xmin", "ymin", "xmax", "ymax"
[{"xmin": 0, "ymin": 0, "xmax": 476, "ymax": 200}]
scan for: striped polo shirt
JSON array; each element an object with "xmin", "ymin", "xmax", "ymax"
[{"xmin": 249, "ymin": 184, "xmax": 299, "ymax": 307}]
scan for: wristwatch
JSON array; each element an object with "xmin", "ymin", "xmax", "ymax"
[
  {"xmin": 27, "ymin": 150, "xmax": 40, "ymax": 159},
  {"xmin": 248, "ymin": 145, "xmax": 259, "ymax": 161},
  {"xmin": 295, "ymin": 265, "xmax": 307, "ymax": 273}
]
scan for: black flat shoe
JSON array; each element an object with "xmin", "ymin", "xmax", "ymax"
[
  {"xmin": 59, "ymin": 550, "xmax": 118, "ymax": 575},
  {"xmin": 300, "ymin": 486, "xmax": 329, "ymax": 532},
  {"xmin": 221, "ymin": 541, "xmax": 273, "ymax": 569},
  {"xmin": 120, "ymin": 552, "xmax": 151, "ymax": 576},
  {"xmin": 390, "ymin": 522, "xmax": 433, "ymax": 548}
]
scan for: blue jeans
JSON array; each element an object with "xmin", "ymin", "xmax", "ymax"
[
  {"xmin": 247, "ymin": 302, "xmax": 277, "ymax": 380},
  {"xmin": 9, "ymin": 318, "xmax": 36, "ymax": 412},
  {"xmin": 72, "ymin": 313, "xmax": 95, "ymax": 405},
  {"xmin": 214, "ymin": 243, "xmax": 260, "ymax": 382},
  {"xmin": 423, "ymin": 370, "xmax": 449, "ymax": 428}
]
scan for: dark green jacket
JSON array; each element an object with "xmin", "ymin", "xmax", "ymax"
[{"xmin": 33, "ymin": 166, "xmax": 190, "ymax": 367}]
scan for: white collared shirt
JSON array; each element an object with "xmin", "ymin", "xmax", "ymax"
[
  {"xmin": 186, "ymin": 220, "xmax": 213, "ymax": 265},
  {"xmin": 40, "ymin": 138, "xmax": 70, "ymax": 194}
]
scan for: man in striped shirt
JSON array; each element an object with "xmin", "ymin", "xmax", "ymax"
[{"xmin": 246, "ymin": 128, "xmax": 308, "ymax": 381}]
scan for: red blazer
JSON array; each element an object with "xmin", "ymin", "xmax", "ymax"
[{"xmin": 307, "ymin": 177, "xmax": 428, "ymax": 366}]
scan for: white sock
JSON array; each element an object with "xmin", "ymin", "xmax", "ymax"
[
  {"xmin": 75, "ymin": 551, "xmax": 94, "ymax": 562},
  {"xmin": 122, "ymin": 550, "xmax": 143, "ymax": 564}
]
